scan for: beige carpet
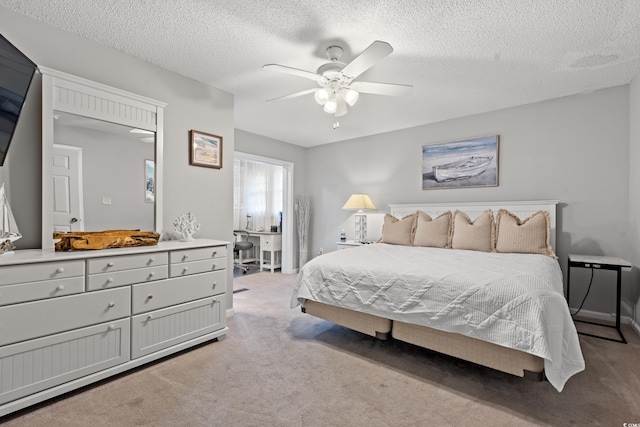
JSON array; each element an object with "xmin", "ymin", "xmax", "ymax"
[{"xmin": 2, "ymin": 272, "xmax": 639, "ymax": 426}]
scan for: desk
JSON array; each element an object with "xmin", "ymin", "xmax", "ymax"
[
  {"xmin": 567, "ymin": 254, "xmax": 631, "ymax": 344},
  {"xmin": 245, "ymin": 231, "xmax": 282, "ymax": 273}
]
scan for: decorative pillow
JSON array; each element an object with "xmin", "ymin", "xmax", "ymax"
[
  {"xmin": 451, "ymin": 210, "xmax": 495, "ymax": 252},
  {"xmin": 379, "ymin": 213, "xmax": 416, "ymax": 245},
  {"xmin": 495, "ymin": 209, "xmax": 555, "ymax": 257},
  {"xmin": 413, "ymin": 211, "xmax": 452, "ymax": 248}
]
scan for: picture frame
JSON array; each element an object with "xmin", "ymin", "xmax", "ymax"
[
  {"xmin": 189, "ymin": 130, "xmax": 223, "ymax": 169},
  {"xmin": 421, "ymin": 135, "xmax": 499, "ymax": 190},
  {"xmin": 144, "ymin": 159, "xmax": 154, "ymax": 203}
]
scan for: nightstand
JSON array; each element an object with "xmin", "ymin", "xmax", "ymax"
[{"xmin": 567, "ymin": 254, "xmax": 631, "ymax": 344}]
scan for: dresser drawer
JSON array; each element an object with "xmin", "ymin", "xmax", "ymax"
[
  {"xmin": 169, "ymin": 257, "xmax": 226, "ymax": 278},
  {"xmin": 87, "ymin": 252, "xmax": 168, "ymax": 274},
  {"xmin": 0, "ymin": 277, "xmax": 84, "ymax": 306},
  {"xmin": 87, "ymin": 265, "xmax": 168, "ymax": 291},
  {"xmin": 0, "ymin": 260, "xmax": 84, "ymax": 286},
  {"xmin": 0, "ymin": 287, "xmax": 130, "ymax": 346},
  {"xmin": 0, "ymin": 318, "xmax": 130, "ymax": 406},
  {"xmin": 132, "ymin": 270, "xmax": 225, "ymax": 314},
  {"xmin": 170, "ymin": 246, "xmax": 226, "ymax": 264},
  {"xmin": 131, "ymin": 294, "xmax": 226, "ymax": 359}
]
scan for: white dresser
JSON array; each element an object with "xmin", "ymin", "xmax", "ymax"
[{"xmin": 0, "ymin": 239, "xmax": 229, "ymax": 417}]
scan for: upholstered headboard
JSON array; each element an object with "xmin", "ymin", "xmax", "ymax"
[{"xmin": 389, "ymin": 200, "xmax": 559, "ymax": 251}]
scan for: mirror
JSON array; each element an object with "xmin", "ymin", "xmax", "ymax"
[
  {"xmin": 52, "ymin": 111, "xmax": 155, "ymax": 232},
  {"xmin": 40, "ymin": 66, "xmax": 165, "ymax": 249}
]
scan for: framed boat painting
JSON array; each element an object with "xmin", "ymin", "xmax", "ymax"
[
  {"xmin": 421, "ymin": 135, "xmax": 499, "ymax": 190},
  {"xmin": 189, "ymin": 130, "xmax": 223, "ymax": 169}
]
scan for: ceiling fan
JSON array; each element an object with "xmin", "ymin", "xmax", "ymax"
[{"xmin": 263, "ymin": 41, "xmax": 412, "ymax": 117}]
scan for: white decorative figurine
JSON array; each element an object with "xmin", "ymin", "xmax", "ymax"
[{"xmin": 173, "ymin": 212, "xmax": 201, "ymax": 242}]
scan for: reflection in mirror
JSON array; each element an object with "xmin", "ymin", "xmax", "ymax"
[{"xmin": 52, "ymin": 111, "xmax": 155, "ymax": 233}]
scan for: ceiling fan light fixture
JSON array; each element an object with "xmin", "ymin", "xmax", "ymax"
[
  {"xmin": 323, "ymin": 95, "xmax": 337, "ymax": 114},
  {"xmin": 342, "ymin": 88, "xmax": 359, "ymax": 106},
  {"xmin": 314, "ymin": 88, "xmax": 329, "ymax": 105}
]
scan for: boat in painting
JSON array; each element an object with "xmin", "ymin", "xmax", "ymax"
[
  {"xmin": 432, "ymin": 156, "xmax": 493, "ymax": 182},
  {"xmin": 0, "ymin": 183, "xmax": 21, "ymax": 254}
]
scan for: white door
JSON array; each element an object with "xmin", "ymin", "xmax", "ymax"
[{"xmin": 52, "ymin": 144, "xmax": 84, "ymax": 232}]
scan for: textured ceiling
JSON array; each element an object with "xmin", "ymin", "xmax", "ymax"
[{"xmin": 2, "ymin": 0, "xmax": 640, "ymax": 147}]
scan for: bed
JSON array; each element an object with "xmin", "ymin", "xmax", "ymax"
[{"xmin": 291, "ymin": 201, "xmax": 585, "ymax": 392}]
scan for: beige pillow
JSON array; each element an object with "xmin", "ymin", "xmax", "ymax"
[
  {"xmin": 451, "ymin": 210, "xmax": 495, "ymax": 252},
  {"xmin": 379, "ymin": 213, "xmax": 416, "ymax": 245},
  {"xmin": 495, "ymin": 210, "xmax": 555, "ymax": 257},
  {"xmin": 413, "ymin": 211, "xmax": 452, "ymax": 248}
]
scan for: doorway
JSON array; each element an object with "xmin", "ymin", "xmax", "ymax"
[{"xmin": 233, "ymin": 152, "xmax": 294, "ymax": 275}]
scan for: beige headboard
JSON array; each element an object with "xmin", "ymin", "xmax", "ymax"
[{"xmin": 389, "ymin": 200, "xmax": 559, "ymax": 251}]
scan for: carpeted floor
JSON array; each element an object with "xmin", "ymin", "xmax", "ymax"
[{"xmin": 2, "ymin": 272, "xmax": 640, "ymax": 426}]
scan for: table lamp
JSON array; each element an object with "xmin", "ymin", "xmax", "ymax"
[{"xmin": 342, "ymin": 194, "xmax": 377, "ymax": 243}]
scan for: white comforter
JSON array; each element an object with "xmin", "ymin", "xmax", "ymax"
[{"xmin": 291, "ymin": 243, "xmax": 584, "ymax": 392}]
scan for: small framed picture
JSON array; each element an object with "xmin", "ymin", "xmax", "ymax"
[
  {"xmin": 189, "ymin": 130, "xmax": 223, "ymax": 169},
  {"xmin": 144, "ymin": 159, "xmax": 154, "ymax": 203}
]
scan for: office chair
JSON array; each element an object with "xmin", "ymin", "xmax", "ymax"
[{"xmin": 233, "ymin": 230, "xmax": 254, "ymax": 274}]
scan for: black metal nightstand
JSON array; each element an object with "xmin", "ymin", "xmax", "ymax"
[{"xmin": 567, "ymin": 254, "xmax": 631, "ymax": 344}]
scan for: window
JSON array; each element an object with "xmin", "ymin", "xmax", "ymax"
[{"xmin": 233, "ymin": 159, "xmax": 283, "ymax": 231}]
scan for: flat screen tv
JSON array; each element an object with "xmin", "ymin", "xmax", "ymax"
[{"xmin": 0, "ymin": 33, "xmax": 37, "ymax": 166}]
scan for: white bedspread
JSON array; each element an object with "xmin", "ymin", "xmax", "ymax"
[{"xmin": 291, "ymin": 244, "xmax": 584, "ymax": 392}]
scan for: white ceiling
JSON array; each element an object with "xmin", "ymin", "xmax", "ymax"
[{"xmin": 2, "ymin": 0, "xmax": 640, "ymax": 147}]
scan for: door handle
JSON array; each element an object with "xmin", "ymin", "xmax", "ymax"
[{"xmin": 70, "ymin": 217, "xmax": 80, "ymax": 223}]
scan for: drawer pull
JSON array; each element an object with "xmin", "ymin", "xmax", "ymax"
[
  {"xmin": 107, "ymin": 262, "xmax": 114, "ymax": 267},
  {"xmin": 212, "ymin": 250, "xmax": 217, "ymax": 256},
  {"xmin": 182, "ymin": 267, "xmax": 189, "ymax": 274},
  {"xmin": 108, "ymin": 324, "xmax": 116, "ymax": 331},
  {"xmin": 56, "ymin": 285, "xmax": 65, "ymax": 291},
  {"xmin": 182, "ymin": 254, "xmax": 189, "ymax": 261},
  {"xmin": 212, "ymin": 264, "xmax": 216, "ymax": 270},
  {"xmin": 106, "ymin": 278, "xmax": 114, "ymax": 284},
  {"xmin": 149, "ymin": 272, "xmax": 156, "ymax": 277},
  {"xmin": 147, "ymin": 294, "xmax": 154, "ymax": 300},
  {"xmin": 146, "ymin": 314, "xmax": 153, "ymax": 321},
  {"xmin": 212, "ymin": 281, "xmax": 217, "ymax": 289},
  {"xmin": 108, "ymin": 302, "xmax": 115, "ymax": 308},
  {"xmin": 149, "ymin": 257, "xmax": 155, "ymax": 263},
  {"xmin": 56, "ymin": 267, "xmax": 65, "ymax": 274}
]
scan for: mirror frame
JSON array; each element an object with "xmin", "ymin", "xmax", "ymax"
[{"xmin": 40, "ymin": 67, "xmax": 166, "ymax": 249}]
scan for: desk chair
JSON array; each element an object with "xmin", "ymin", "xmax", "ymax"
[{"xmin": 233, "ymin": 230, "xmax": 254, "ymax": 274}]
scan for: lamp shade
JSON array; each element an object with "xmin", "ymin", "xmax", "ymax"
[{"xmin": 342, "ymin": 194, "xmax": 377, "ymax": 211}]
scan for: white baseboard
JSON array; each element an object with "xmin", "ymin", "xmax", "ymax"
[{"xmin": 569, "ymin": 307, "xmax": 632, "ymax": 325}]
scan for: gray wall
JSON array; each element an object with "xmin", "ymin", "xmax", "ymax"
[
  {"xmin": 305, "ymin": 85, "xmax": 633, "ymax": 318},
  {"xmin": 630, "ymin": 76, "xmax": 640, "ymax": 328},
  {"xmin": 0, "ymin": 7, "xmax": 236, "ymax": 308}
]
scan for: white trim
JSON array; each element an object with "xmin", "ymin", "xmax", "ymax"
[
  {"xmin": 234, "ymin": 151, "xmax": 295, "ymax": 274},
  {"xmin": 226, "ymin": 308, "xmax": 235, "ymax": 318},
  {"xmin": 390, "ymin": 200, "xmax": 559, "ymax": 251}
]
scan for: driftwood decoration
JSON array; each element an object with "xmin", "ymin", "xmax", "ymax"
[{"xmin": 53, "ymin": 230, "xmax": 160, "ymax": 251}]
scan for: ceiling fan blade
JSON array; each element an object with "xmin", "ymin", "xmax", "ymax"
[
  {"xmin": 340, "ymin": 41, "xmax": 393, "ymax": 79},
  {"xmin": 335, "ymin": 98, "xmax": 348, "ymax": 117},
  {"xmin": 350, "ymin": 81, "xmax": 412, "ymax": 96},
  {"xmin": 266, "ymin": 88, "xmax": 318, "ymax": 103},
  {"xmin": 263, "ymin": 64, "xmax": 325, "ymax": 82}
]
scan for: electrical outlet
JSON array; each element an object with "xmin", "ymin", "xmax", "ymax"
[
  {"xmin": 319, "ymin": 247, "xmax": 323, "ymax": 255},
  {"xmin": 102, "ymin": 196, "xmax": 112, "ymax": 205}
]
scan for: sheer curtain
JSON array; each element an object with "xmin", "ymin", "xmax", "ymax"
[{"xmin": 233, "ymin": 159, "xmax": 283, "ymax": 231}]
